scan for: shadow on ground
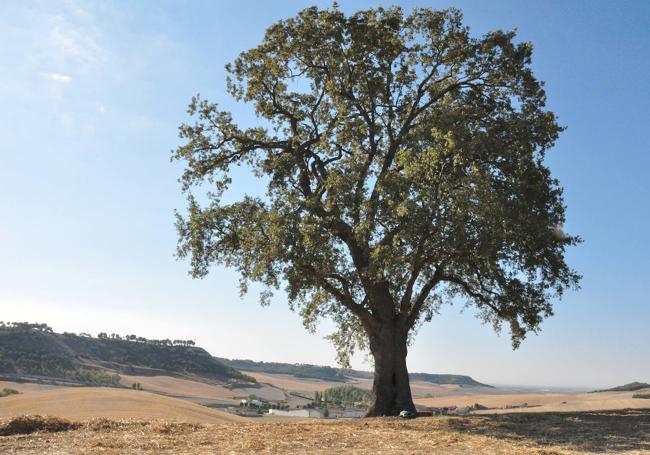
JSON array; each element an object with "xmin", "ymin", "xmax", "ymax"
[{"xmin": 448, "ymin": 409, "xmax": 650, "ymax": 453}]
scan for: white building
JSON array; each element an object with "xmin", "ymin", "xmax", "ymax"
[
  {"xmin": 268, "ymin": 409, "xmax": 324, "ymax": 418},
  {"xmin": 328, "ymin": 408, "xmax": 365, "ymax": 419}
]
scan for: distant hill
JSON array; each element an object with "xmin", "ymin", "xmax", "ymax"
[
  {"xmin": 0, "ymin": 323, "xmax": 253, "ymax": 386},
  {"xmin": 594, "ymin": 382, "xmax": 650, "ymax": 392},
  {"xmin": 344, "ymin": 369, "xmax": 492, "ymax": 388},
  {"xmin": 217, "ymin": 357, "xmax": 492, "ymax": 388},
  {"xmin": 215, "ymin": 358, "xmax": 348, "ymax": 382},
  {"xmin": 0, "ymin": 322, "xmax": 488, "ymax": 389},
  {"xmin": 0, "ymin": 387, "xmax": 248, "ymax": 423},
  {"xmin": 405, "ymin": 372, "xmax": 492, "ymax": 388}
]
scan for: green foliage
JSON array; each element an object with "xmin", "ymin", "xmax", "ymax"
[
  {"xmin": 0, "ymin": 345, "xmax": 75, "ymax": 378},
  {"xmin": 0, "ymin": 337, "xmax": 120, "ymax": 385},
  {"xmin": 321, "ymin": 386, "xmax": 371, "ymax": 407},
  {"xmin": 0, "ymin": 388, "xmax": 20, "ymax": 397},
  {"xmin": 63, "ymin": 369, "xmax": 121, "ymax": 385},
  {"xmin": 632, "ymin": 393, "xmax": 650, "ymax": 399},
  {"xmin": 173, "ymin": 5, "xmax": 580, "ymax": 368},
  {"xmin": 218, "ymin": 358, "xmax": 346, "ymax": 382},
  {"xmin": 220, "ymin": 357, "xmax": 489, "ymax": 387},
  {"xmin": 596, "ymin": 382, "xmax": 650, "ymax": 392},
  {"xmin": 0, "ymin": 322, "xmax": 52, "ymax": 332},
  {"xmin": 131, "ymin": 382, "xmax": 142, "ymax": 390},
  {"xmin": 0, "ymin": 324, "xmax": 252, "ymax": 384}
]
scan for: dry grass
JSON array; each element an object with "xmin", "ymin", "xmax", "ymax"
[
  {"xmin": 416, "ymin": 390, "xmax": 650, "ymax": 414},
  {"xmin": 241, "ymin": 371, "xmax": 469, "ymax": 399},
  {"xmin": 0, "ymin": 387, "xmax": 247, "ymax": 424},
  {"xmin": 1, "ymin": 410, "xmax": 649, "ymax": 454},
  {"xmin": 241, "ymin": 371, "xmax": 348, "ymax": 394},
  {"xmin": 118, "ymin": 374, "xmax": 239, "ymax": 404},
  {"xmin": 0, "ymin": 381, "xmax": 59, "ymax": 394},
  {"xmin": 0, "ymin": 416, "xmax": 79, "ymax": 436}
]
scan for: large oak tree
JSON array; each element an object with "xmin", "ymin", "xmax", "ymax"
[{"xmin": 173, "ymin": 6, "xmax": 580, "ymax": 416}]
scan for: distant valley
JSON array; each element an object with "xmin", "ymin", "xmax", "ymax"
[
  {"xmin": 1, "ymin": 322, "xmax": 648, "ymax": 422},
  {"xmin": 216, "ymin": 357, "xmax": 492, "ymax": 388},
  {"xmin": 0, "ymin": 322, "xmax": 490, "ymax": 390},
  {"xmin": 0, "ymin": 322, "xmax": 252, "ymax": 387}
]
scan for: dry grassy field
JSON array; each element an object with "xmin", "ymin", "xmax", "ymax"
[
  {"xmin": 4, "ymin": 374, "xmax": 649, "ymax": 417},
  {"xmin": 0, "ymin": 387, "xmax": 246, "ymax": 424},
  {"xmin": 0, "ymin": 381, "xmax": 59, "ymax": 394},
  {"xmin": 118, "ymin": 373, "xmax": 241, "ymax": 406},
  {"xmin": 1, "ymin": 410, "xmax": 649, "ymax": 454},
  {"xmin": 415, "ymin": 389, "xmax": 650, "ymax": 414},
  {"xmin": 0, "ymin": 380, "xmax": 649, "ymax": 453},
  {"xmin": 241, "ymin": 370, "xmax": 494, "ymax": 401},
  {"xmin": 242, "ymin": 371, "xmax": 353, "ymax": 394}
]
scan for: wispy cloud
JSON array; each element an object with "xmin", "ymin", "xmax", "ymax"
[
  {"xmin": 46, "ymin": 73, "xmax": 72, "ymax": 83},
  {"xmin": 49, "ymin": 16, "xmax": 105, "ymax": 66}
]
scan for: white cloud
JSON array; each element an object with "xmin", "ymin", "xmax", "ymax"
[
  {"xmin": 98, "ymin": 104, "xmax": 106, "ymax": 114},
  {"xmin": 49, "ymin": 18, "xmax": 104, "ymax": 66},
  {"xmin": 47, "ymin": 73, "xmax": 72, "ymax": 83}
]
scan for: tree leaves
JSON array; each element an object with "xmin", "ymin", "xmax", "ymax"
[{"xmin": 173, "ymin": 5, "xmax": 580, "ymax": 359}]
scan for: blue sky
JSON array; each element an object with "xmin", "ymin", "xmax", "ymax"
[{"xmin": 0, "ymin": 0, "xmax": 648, "ymax": 388}]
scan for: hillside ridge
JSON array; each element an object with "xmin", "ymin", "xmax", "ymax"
[
  {"xmin": 0, "ymin": 322, "xmax": 490, "ymax": 389},
  {"xmin": 594, "ymin": 382, "xmax": 650, "ymax": 393},
  {"xmin": 217, "ymin": 357, "xmax": 492, "ymax": 388},
  {"xmin": 0, "ymin": 322, "xmax": 252, "ymax": 386}
]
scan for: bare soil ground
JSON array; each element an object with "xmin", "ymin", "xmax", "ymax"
[
  {"xmin": 1, "ymin": 410, "xmax": 649, "ymax": 454},
  {"xmin": 415, "ymin": 389, "xmax": 650, "ymax": 414},
  {"xmin": 241, "ymin": 370, "xmax": 491, "ymax": 403},
  {"xmin": 0, "ymin": 381, "xmax": 59, "ymax": 394},
  {"xmin": 118, "ymin": 374, "xmax": 239, "ymax": 406},
  {"xmin": 242, "ymin": 371, "xmax": 351, "ymax": 394},
  {"xmin": 242, "ymin": 371, "xmax": 473, "ymax": 398},
  {"xmin": 5, "ymin": 375, "xmax": 649, "ymax": 417},
  {"xmin": 241, "ymin": 370, "xmax": 350, "ymax": 406},
  {"xmin": 0, "ymin": 387, "xmax": 247, "ymax": 424}
]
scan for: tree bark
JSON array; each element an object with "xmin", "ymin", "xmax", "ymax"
[{"xmin": 365, "ymin": 321, "xmax": 416, "ymax": 417}]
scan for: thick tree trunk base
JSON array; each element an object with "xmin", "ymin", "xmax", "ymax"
[{"xmin": 365, "ymin": 324, "xmax": 416, "ymax": 417}]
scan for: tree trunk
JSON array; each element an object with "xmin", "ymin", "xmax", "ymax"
[{"xmin": 365, "ymin": 322, "xmax": 416, "ymax": 417}]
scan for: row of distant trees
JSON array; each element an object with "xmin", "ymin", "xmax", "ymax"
[
  {"xmin": 0, "ymin": 322, "xmax": 53, "ymax": 332},
  {"xmin": 95, "ymin": 332, "xmax": 195, "ymax": 347},
  {"xmin": 312, "ymin": 386, "xmax": 371, "ymax": 408},
  {"xmin": 0, "ymin": 321, "xmax": 195, "ymax": 347}
]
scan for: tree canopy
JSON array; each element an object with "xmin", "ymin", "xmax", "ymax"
[{"xmin": 173, "ymin": 5, "xmax": 580, "ymax": 414}]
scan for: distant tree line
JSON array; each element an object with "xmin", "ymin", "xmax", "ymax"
[
  {"xmin": 0, "ymin": 322, "xmax": 53, "ymax": 332},
  {"xmin": 218, "ymin": 358, "xmax": 346, "ymax": 382},
  {"xmin": 312, "ymin": 386, "xmax": 371, "ymax": 408},
  {"xmin": 0, "ymin": 321, "xmax": 196, "ymax": 348},
  {"xmin": 64, "ymin": 368, "xmax": 121, "ymax": 385},
  {"xmin": 95, "ymin": 332, "xmax": 196, "ymax": 347}
]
